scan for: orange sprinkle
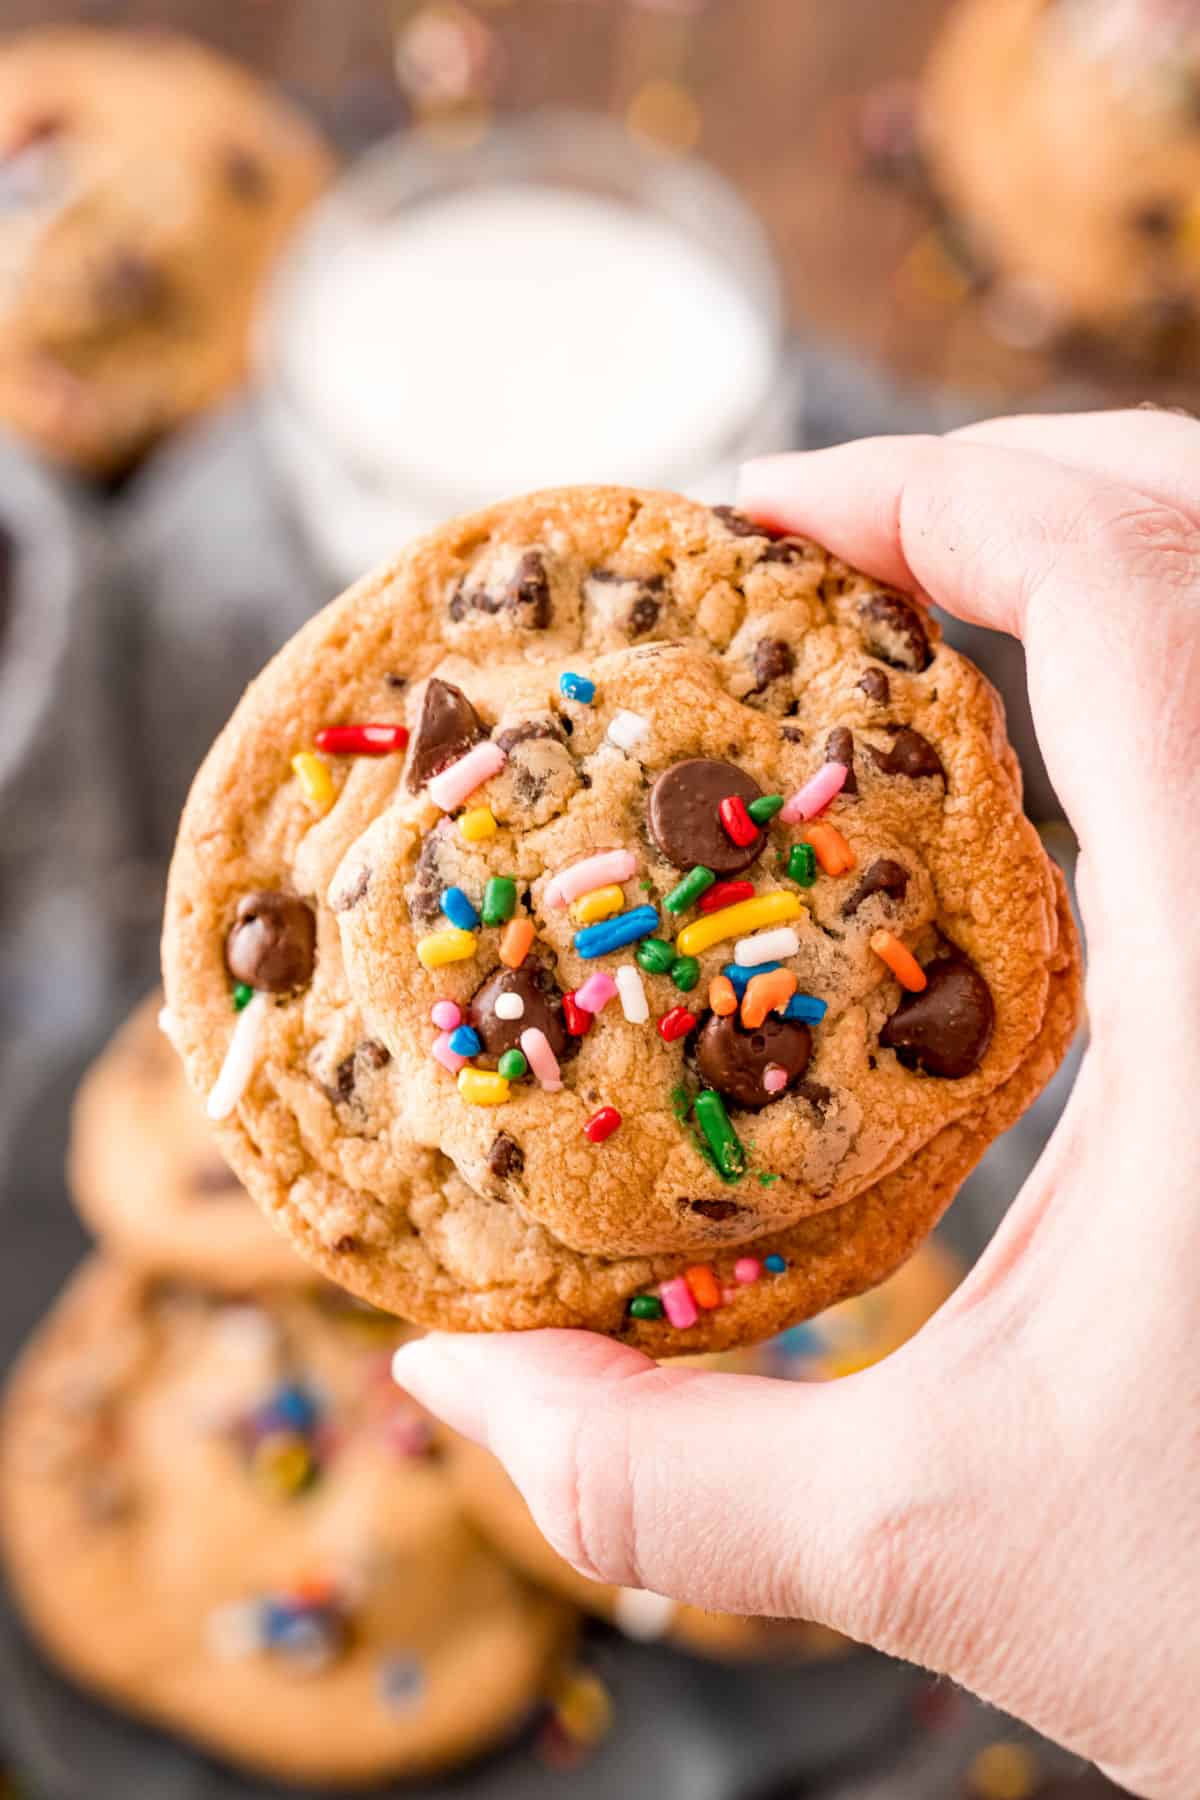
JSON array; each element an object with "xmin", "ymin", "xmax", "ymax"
[
  {"xmin": 708, "ymin": 975, "xmax": 738, "ymax": 1017},
  {"xmin": 805, "ymin": 821, "xmax": 856, "ymax": 877},
  {"xmin": 292, "ymin": 1572, "xmax": 337, "ymax": 1607},
  {"xmin": 741, "ymin": 967, "xmax": 798, "ymax": 1029},
  {"xmin": 684, "ymin": 1264, "xmax": 722, "ymax": 1310},
  {"xmin": 870, "ymin": 929, "xmax": 927, "ymax": 992},
  {"xmin": 499, "ymin": 917, "xmax": 535, "ymax": 968}
]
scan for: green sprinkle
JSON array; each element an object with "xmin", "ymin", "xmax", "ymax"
[
  {"xmin": 639, "ymin": 877, "xmax": 655, "ymax": 892},
  {"xmin": 670, "ymin": 1084, "xmax": 692, "ymax": 1120},
  {"xmin": 481, "ymin": 876, "xmax": 517, "ymax": 927},
  {"xmin": 636, "ymin": 936, "xmax": 676, "ymax": 975},
  {"xmin": 669, "ymin": 955, "xmax": 701, "ymax": 993},
  {"xmin": 748, "ymin": 794, "xmax": 785, "ymax": 824},
  {"xmin": 663, "ymin": 865, "xmax": 715, "ymax": 914},
  {"xmin": 757, "ymin": 1171, "xmax": 780, "ymax": 1186},
  {"xmin": 232, "ymin": 983, "xmax": 254, "ymax": 1012},
  {"xmin": 629, "ymin": 1294, "xmax": 664, "ymax": 1321},
  {"xmin": 693, "ymin": 1089, "xmax": 747, "ymax": 1181},
  {"xmin": 787, "ymin": 842, "xmax": 817, "ymax": 887},
  {"xmin": 497, "ymin": 1048, "xmax": 528, "ymax": 1080}
]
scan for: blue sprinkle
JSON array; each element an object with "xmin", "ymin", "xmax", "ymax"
[
  {"xmin": 448, "ymin": 1024, "xmax": 482, "ymax": 1058},
  {"xmin": 377, "ymin": 1654, "xmax": 426, "ymax": 1712},
  {"xmin": 559, "ymin": 670, "xmax": 595, "ymax": 704},
  {"xmin": 721, "ymin": 961, "xmax": 782, "ymax": 997},
  {"xmin": 265, "ymin": 1383, "xmax": 319, "ymax": 1435},
  {"xmin": 764, "ymin": 1253, "xmax": 787, "ymax": 1275},
  {"xmin": 441, "ymin": 885, "xmax": 479, "ymax": 931},
  {"xmin": 782, "ymin": 993, "xmax": 827, "ymax": 1024},
  {"xmin": 773, "ymin": 1323, "xmax": 821, "ymax": 1357},
  {"xmin": 574, "ymin": 905, "xmax": 659, "ymax": 959}
]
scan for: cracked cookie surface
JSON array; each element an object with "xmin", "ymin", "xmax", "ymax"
[{"xmin": 163, "ymin": 486, "xmax": 1080, "ymax": 1348}]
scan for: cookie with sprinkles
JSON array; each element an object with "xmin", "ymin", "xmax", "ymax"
[
  {"xmin": 0, "ymin": 1262, "xmax": 572, "ymax": 1785},
  {"xmin": 163, "ymin": 486, "xmax": 1080, "ymax": 1347}
]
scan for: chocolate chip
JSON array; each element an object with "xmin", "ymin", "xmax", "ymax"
[
  {"xmin": 384, "ymin": 672, "xmax": 408, "ymax": 690},
  {"xmin": 504, "ymin": 550, "xmax": 552, "ymax": 628},
  {"xmin": 867, "ymin": 726, "xmax": 945, "ymax": 782},
  {"xmin": 7, "ymin": 112, "xmax": 64, "ymax": 156},
  {"xmin": 694, "ymin": 1012, "xmax": 812, "ymax": 1110},
  {"xmin": 824, "ymin": 726, "xmax": 858, "ymax": 796},
  {"xmin": 495, "ymin": 718, "xmax": 565, "ymax": 753},
  {"xmin": 648, "ymin": 758, "xmax": 765, "ymax": 874},
  {"xmin": 329, "ymin": 1039, "xmax": 391, "ymax": 1104},
  {"xmin": 331, "ymin": 865, "xmax": 371, "ymax": 914},
  {"xmin": 333, "ymin": 1235, "xmax": 358, "ymax": 1254},
  {"xmin": 781, "ymin": 726, "xmax": 805, "ymax": 744},
  {"xmin": 408, "ymin": 823, "xmax": 452, "ymax": 925},
  {"xmin": 712, "ymin": 505, "xmax": 785, "ymax": 539},
  {"xmin": 794, "ymin": 1079, "xmax": 833, "ymax": 1116},
  {"xmin": 753, "ymin": 636, "xmax": 794, "ymax": 690},
  {"xmin": 1130, "ymin": 198, "xmax": 1178, "ymax": 239},
  {"xmin": 628, "ymin": 590, "xmax": 661, "ymax": 636},
  {"xmin": 759, "ymin": 538, "xmax": 810, "ymax": 565},
  {"xmin": 224, "ymin": 145, "xmax": 271, "ymax": 202},
  {"xmin": 469, "ymin": 961, "xmax": 576, "ymax": 1068},
  {"xmin": 94, "ymin": 250, "xmax": 168, "ymax": 324},
  {"xmin": 858, "ymin": 668, "xmax": 890, "ymax": 704},
  {"xmin": 225, "ymin": 892, "xmax": 316, "ymax": 993},
  {"xmin": 188, "ymin": 1160, "xmax": 242, "ymax": 1196},
  {"xmin": 859, "ymin": 593, "xmax": 932, "ymax": 673},
  {"xmin": 487, "ymin": 1132, "xmax": 524, "ymax": 1181},
  {"xmin": 685, "ymin": 1197, "xmax": 742, "ymax": 1222},
  {"xmin": 405, "ymin": 677, "xmax": 486, "ymax": 792},
  {"xmin": 880, "ymin": 957, "xmax": 994, "ymax": 1079},
  {"xmin": 842, "ymin": 857, "xmax": 909, "ymax": 918}
]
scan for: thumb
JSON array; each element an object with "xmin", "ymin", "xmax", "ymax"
[{"xmin": 393, "ymin": 1326, "xmax": 1013, "ymax": 1665}]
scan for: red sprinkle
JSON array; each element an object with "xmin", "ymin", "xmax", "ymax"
[
  {"xmin": 657, "ymin": 1005, "xmax": 697, "ymax": 1043},
  {"xmin": 718, "ymin": 794, "xmax": 757, "ymax": 847},
  {"xmin": 699, "ymin": 878, "xmax": 755, "ymax": 914},
  {"xmin": 562, "ymin": 992, "xmax": 593, "ymax": 1036},
  {"xmin": 314, "ymin": 724, "xmax": 409, "ymax": 755},
  {"xmin": 584, "ymin": 1106, "xmax": 622, "ymax": 1144}
]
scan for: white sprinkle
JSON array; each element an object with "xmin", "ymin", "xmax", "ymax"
[
  {"xmin": 206, "ymin": 1600, "xmax": 266, "ymax": 1662},
  {"xmin": 734, "ymin": 926, "xmax": 801, "ymax": 967},
  {"xmin": 212, "ymin": 1305, "xmax": 279, "ymax": 1361},
  {"xmin": 206, "ymin": 993, "xmax": 269, "ymax": 1121},
  {"xmin": 494, "ymin": 992, "xmax": 525, "ymax": 1021},
  {"xmin": 613, "ymin": 1587, "xmax": 677, "ymax": 1641},
  {"xmin": 615, "ymin": 964, "xmax": 649, "ymax": 1024},
  {"xmin": 157, "ymin": 1005, "xmax": 179, "ymax": 1047},
  {"xmin": 607, "ymin": 709, "xmax": 649, "ymax": 752}
]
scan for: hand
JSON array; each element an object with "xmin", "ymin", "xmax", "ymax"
[{"xmin": 395, "ymin": 412, "xmax": 1200, "ymax": 1799}]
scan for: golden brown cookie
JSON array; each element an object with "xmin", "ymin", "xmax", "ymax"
[
  {"xmin": 0, "ymin": 1262, "xmax": 572, "ymax": 1786},
  {"xmin": 70, "ymin": 992, "xmax": 307, "ymax": 1291},
  {"xmin": 0, "ymin": 27, "xmax": 332, "ymax": 473},
  {"xmin": 922, "ymin": 0, "xmax": 1200, "ymax": 363},
  {"xmin": 447, "ymin": 1240, "xmax": 961, "ymax": 1658},
  {"xmin": 162, "ymin": 486, "xmax": 1080, "ymax": 1349}
]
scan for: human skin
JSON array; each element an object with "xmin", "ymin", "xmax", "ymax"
[{"xmin": 394, "ymin": 412, "xmax": 1200, "ymax": 1799}]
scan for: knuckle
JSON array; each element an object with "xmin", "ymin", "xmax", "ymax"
[
  {"xmin": 1094, "ymin": 499, "xmax": 1200, "ymax": 594},
  {"xmin": 517, "ymin": 1379, "xmax": 645, "ymax": 1588}
]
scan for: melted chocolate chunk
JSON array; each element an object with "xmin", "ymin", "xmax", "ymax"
[
  {"xmin": 759, "ymin": 538, "xmax": 810, "ymax": 565},
  {"xmin": 824, "ymin": 726, "xmax": 858, "ymax": 796},
  {"xmin": 408, "ymin": 823, "xmax": 452, "ymax": 925},
  {"xmin": 880, "ymin": 957, "xmax": 994, "ymax": 1079},
  {"xmin": 712, "ymin": 504, "xmax": 786, "ymax": 539},
  {"xmin": 329, "ymin": 1040, "xmax": 391, "ymax": 1104},
  {"xmin": 494, "ymin": 718, "xmax": 565, "ymax": 753},
  {"xmin": 1130, "ymin": 198, "xmax": 1178, "ymax": 240},
  {"xmin": 188, "ymin": 1160, "xmax": 242, "ymax": 1196},
  {"xmin": 405, "ymin": 678, "xmax": 486, "ymax": 792},
  {"xmin": 94, "ymin": 250, "xmax": 168, "ymax": 324},
  {"xmin": 842, "ymin": 857, "xmax": 909, "ymax": 918},
  {"xmin": 331, "ymin": 865, "xmax": 371, "ymax": 914},
  {"xmin": 859, "ymin": 593, "xmax": 933, "ymax": 673},
  {"xmin": 504, "ymin": 550, "xmax": 553, "ymax": 628},
  {"xmin": 684, "ymin": 1197, "xmax": 743, "ymax": 1222},
  {"xmin": 628, "ymin": 589, "xmax": 661, "ymax": 636},
  {"xmin": 648, "ymin": 758, "xmax": 765, "ymax": 875},
  {"xmin": 469, "ymin": 961, "xmax": 576, "ymax": 1068},
  {"xmin": 794, "ymin": 1079, "xmax": 833, "ymax": 1116},
  {"xmin": 694, "ymin": 1012, "xmax": 812, "ymax": 1111},
  {"xmin": 487, "ymin": 1132, "xmax": 524, "ymax": 1181},
  {"xmin": 858, "ymin": 667, "xmax": 890, "ymax": 704},
  {"xmin": 224, "ymin": 145, "xmax": 271, "ymax": 202},
  {"xmin": 867, "ymin": 726, "xmax": 945, "ymax": 782},
  {"xmin": 225, "ymin": 892, "xmax": 316, "ymax": 993},
  {"xmin": 781, "ymin": 725, "xmax": 805, "ymax": 744},
  {"xmin": 753, "ymin": 636, "xmax": 795, "ymax": 691}
]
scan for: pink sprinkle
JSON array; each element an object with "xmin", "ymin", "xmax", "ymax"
[
  {"xmin": 574, "ymin": 972, "xmax": 618, "ymax": 1014},
  {"xmin": 734, "ymin": 1257, "xmax": 762, "ymax": 1285},
  {"xmin": 432, "ymin": 1031, "xmax": 467, "ymax": 1074},
  {"xmin": 763, "ymin": 1063, "xmax": 789, "ymax": 1094},
  {"xmin": 520, "ymin": 1026, "xmax": 562, "ymax": 1091},
  {"xmin": 721, "ymin": 1286, "xmax": 737, "ymax": 1304},
  {"xmin": 780, "ymin": 760, "xmax": 847, "ymax": 824},
  {"xmin": 660, "ymin": 1277, "xmax": 698, "ymax": 1330},
  {"xmin": 431, "ymin": 999, "xmax": 462, "ymax": 1031},
  {"xmin": 544, "ymin": 849, "xmax": 638, "ymax": 909},
  {"xmin": 426, "ymin": 741, "xmax": 506, "ymax": 812}
]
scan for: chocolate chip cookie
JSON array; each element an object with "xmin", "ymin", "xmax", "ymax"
[
  {"xmin": 922, "ymin": 0, "xmax": 1200, "ymax": 366},
  {"xmin": 70, "ymin": 993, "xmax": 307, "ymax": 1291},
  {"xmin": 0, "ymin": 28, "xmax": 332, "ymax": 474},
  {"xmin": 0, "ymin": 1262, "xmax": 572, "ymax": 1785},
  {"xmin": 447, "ymin": 1240, "xmax": 960, "ymax": 1657},
  {"xmin": 163, "ymin": 486, "xmax": 1080, "ymax": 1349}
]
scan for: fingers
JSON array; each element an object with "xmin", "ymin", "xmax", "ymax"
[
  {"xmin": 394, "ymin": 1327, "xmax": 1008, "ymax": 1669},
  {"xmin": 950, "ymin": 409, "xmax": 1200, "ymax": 523}
]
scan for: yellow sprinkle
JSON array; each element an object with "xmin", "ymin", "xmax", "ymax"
[
  {"xmin": 458, "ymin": 805, "xmax": 497, "ymax": 842},
  {"xmin": 416, "ymin": 927, "xmax": 477, "ymax": 970},
  {"xmin": 675, "ymin": 891, "xmax": 802, "ymax": 959},
  {"xmin": 570, "ymin": 884, "xmax": 626, "ymax": 926},
  {"xmin": 252, "ymin": 1432, "xmax": 313, "ymax": 1498},
  {"xmin": 291, "ymin": 750, "xmax": 334, "ymax": 814},
  {"xmin": 965, "ymin": 1743, "xmax": 1039, "ymax": 1800},
  {"xmin": 457, "ymin": 1068, "xmax": 510, "ymax": 1106},
  {"xmin": 554, "ymin": 1671, "xmax": 613, "ymax": 1744}
]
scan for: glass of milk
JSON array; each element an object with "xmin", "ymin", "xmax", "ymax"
[{"xmin": 258, "ymin": 110, "xmax": 792, "ymax": 581}]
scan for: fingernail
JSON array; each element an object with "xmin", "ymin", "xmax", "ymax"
[{"xmin": 391, "ymin": 1336, "xmax": 488, "ymax": 1443}]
